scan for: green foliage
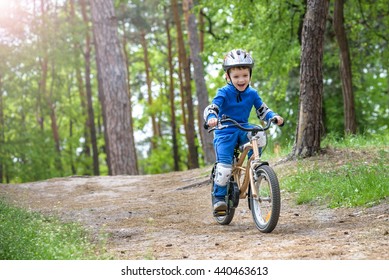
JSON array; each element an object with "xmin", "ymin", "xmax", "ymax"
[
  {"xmin": 0, "ymin": 199, "xmax": 110, "ymax": 260},
  {"xmin": 0, "ymin": 0, "xmax": 388, "ymax": 182},
  {"xmin": 138, "ymin": 135, "xmax": 186, "ymax": 174},
  {"xmin": 139, "ymin": 141, "xmax": 174, "ymax": 174}
]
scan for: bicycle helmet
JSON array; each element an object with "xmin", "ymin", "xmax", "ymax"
[{"xmin": 222, "ymin": 49, "xmax": 254, "ymax": 72}]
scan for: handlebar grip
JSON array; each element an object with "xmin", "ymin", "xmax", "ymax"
[{"xmin": 271, "ymin": 117, "xmax": 285, "ymax": 127}]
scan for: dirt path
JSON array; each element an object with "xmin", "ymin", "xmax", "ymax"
[{"xmin": 0, "ymin": 150, "xmax": 388, "ymax": 260}]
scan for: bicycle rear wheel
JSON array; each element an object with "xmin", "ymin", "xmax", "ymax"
[
  {"xmin": 249, "ymin": 165, "xmax": 281, "ymax": 233},
  {"xmin": 211, "ymin": 181, "xmax": 236, "ymax": 225},
  {"xmin": 209, "ymin": 165, "xmax": 236, "ymax": 225},
  {"xmin": 214, "ymin": 205, "xmax": 235, "ymax": 225}
]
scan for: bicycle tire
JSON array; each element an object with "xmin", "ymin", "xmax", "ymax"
[
  {"xmin": 249, "ymin": 165, "xmax": 281, "ymax": 233},
  {"xmin": 214, "ymin": 206, "xmax": 235, "ymax": 225}
]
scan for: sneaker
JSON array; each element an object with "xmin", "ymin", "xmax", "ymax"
[{"xmin": 213, "ymin": 199, "xmax": 227, "ymax": 211}]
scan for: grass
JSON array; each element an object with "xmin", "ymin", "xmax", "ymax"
[
  {"xmin": 321, "ymin": 131, "xmax": 389, "ymax": 149},
  {"xmin": 0, "ymin": 199, "xmax": 111, "ymax": 260},
  {"xmin": 282, "ymin": 157, "xmax": 389, "ymax": 208},
  {"xmin": 280, "ymin": 133, "xmax": 389, "ymax": 208}
]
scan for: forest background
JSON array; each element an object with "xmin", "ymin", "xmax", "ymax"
[{"xmin": 0, "ymin": 0, "xmax": 388, "ymax": 183}]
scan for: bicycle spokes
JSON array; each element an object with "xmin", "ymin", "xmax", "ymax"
[
  {"xmin": 265, "ymin": 211, "xmax": 272, "ymax": 222},
  {"xmin": 250, "ymin": 165, "xmax": 281, "ymax": 233}
]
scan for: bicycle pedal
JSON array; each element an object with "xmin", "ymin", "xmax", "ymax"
[{"xmin": 213, "ymin": 210, "xmax": 227, "ymax": 217}]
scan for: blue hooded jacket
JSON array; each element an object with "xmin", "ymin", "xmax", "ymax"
[{"xmin": 207, "ymin": 83, "xmax": 276, "ymax": 135}]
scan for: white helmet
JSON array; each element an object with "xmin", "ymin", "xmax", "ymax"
[{"xmin": 222, "ymin": 49, "xmax": 254, "ymax": 72}]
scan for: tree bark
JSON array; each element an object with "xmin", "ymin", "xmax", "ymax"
[
  {"xmin": 69, "ymin": 0, "xmax": 92, "ymax": 174},
  {"xmin": 199, "ymin": 8, "xmax": 205, "ymax": 52},
  {"xmin": 292, "ymin": 0, "xmax": 329, "ymax": 158},
  {"xmin": 182, "ymin": 0, "xmax": 215, "ymax": 164},
  {"xmin": 37, "ymin": 53, "xmax": 47, "ymax": 132},
  {"xmin": 90, "ymin": 0, "xmax": 138, "ymax": 175},
  {"xmin": 48, "ymin": 63, "xmax": 62, "ymax": 168},
  {"xmin": 66, "ymin": 85, "xmax": 77, "ymax": 175},
  {"xmin": 40, "ymin": 1, "xmax": 62, "ymax": 173},
  {"xmin": 171, "ymin": 0, "xmax": 199, "ymax": 169},
  {"xmin": 164, "ymin": 6, "xmax": 180, "ymax": 171},
  {"xmin": 121, "ymin": 21, "xmax": 139, "ymax": 173},
  {"xmin": 140, "ymin": 30, "xmax": 160, "ymax": 149},
  {"xmin": 0, "ymin": 73, "xmax": 4, "ymax": 183},
  {"xmin": 70, "ymin": 0, "xmax": 92, "ymax": 172},
  {"xmin": 333, "ymin": 0, "xmax": 357, "ymax": 135},
  {"xmin": 35, "ymin": 0, "xmax": 47, "ymax": 132},
  {"xmin": 81, "ymin": 0, "xmax": 100, "ymax": 175}
]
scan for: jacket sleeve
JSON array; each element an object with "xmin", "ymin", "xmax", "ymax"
[
  {"xmin": 203, "ymin": 104, "xmax": 220, "ymax": 121},
  {"xmin": 254, "ymin": 94, "xmax": 277, "ymax": 121},
  {"xmin": 203, "ymin": 89, "xmax": 225, "ymax": 121}
]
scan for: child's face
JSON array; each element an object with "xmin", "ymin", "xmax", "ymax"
[{"xmin": 226, "ymin": 67, "xmax": 251, "ymax": 92}]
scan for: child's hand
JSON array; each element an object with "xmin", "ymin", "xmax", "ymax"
[
  {"xmin": 274, "ymin": 116, "xmax": 284, "ymax": 126},
  {"xmin": 207, "ymin": 118, "xmax": 218, "ymax": 128}
]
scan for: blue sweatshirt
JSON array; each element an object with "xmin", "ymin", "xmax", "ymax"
[{"xmin": 206, "ymin": 83, "xmax": 276, "ymax": 135}]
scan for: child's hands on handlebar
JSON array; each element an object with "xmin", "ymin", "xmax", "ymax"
[
  {"xmin": 206, "ymin": 118, "xmax": 218, "ymax": 128},
  {"xmin": 204, "ymin": 115, "xmax": 284, "ymax": 131},
  {"xmin": 272, "ymin": 116, "xmax": 284, "ymax": 126},
  {"xmin": 207, "ymin": 115, "xmax": 284, "ymax": 128}
]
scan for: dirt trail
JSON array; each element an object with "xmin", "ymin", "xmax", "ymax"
[{"xmin": 0, "ymin": 149, "xmax": 388, "ymax": 260}]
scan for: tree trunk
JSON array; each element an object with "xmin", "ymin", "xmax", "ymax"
[
  {"xmin": 67, "ymin": 91, "xmax": 77, "ymax": 175},
  {"xmin": 333, "ymin": 0, "xmax": 357, "ymax": 135},
  {"xmin": 70, "ymin": 0, "xmax": 91, "ymax": 169},
  {"xmin": 121, "ymin": 21, "xmax": 139, "ymax": 173},
  {"xmin": 171, "ymin": 0, "xmax": 199, "ymax": 169},
  {"xmin": 292, "ymin": 0, "xmax": 329, "ymax": 158},
  {"xmin": 171, "ymin": 6, "xmax": 187, "ymax": 136},
  {"xmin": 81, "ymin": 0, "xmax": 100, "ymax": 175},
  {"xmin": 165, "ymin": 7, "xmax": 180, "ymax": 171},
  {"xmin": 0, "ymin": 73, "xmax": 4, "ymax": 183},
  {"xmin": 35, "ymin": 0, "xmax": 46, "ymax": 132},
  {"xmin": 45, "ymin": 61, "xmax": 63, "ymax": 174},
  {"xmin": 199, "ymin": 8, "xmax": 205, "ymax": 52},
  {"xmin": 40, "ymin": 1, "xmax": 62, "ymax": 173},
  {"xmin": 140, "ymin": 30, "xmax": 160, "ymax": 149},
  {"xmin": 48, "ymin": 63, "xmax": 61, "ymax": 156},
  {"xmin": 182, "ymin": 0, "xmax": 215, "ymax": 164},
  {"xmin": 90, "ymin": 0, "xmax": 138, "ymax": 175},
  {"xmin": 37, "ymin": 55, "xmax": 47, "ymax": 132},
  {"xmin": 69, "ymin": 0, "xmax": 92, "ymax": 174}
]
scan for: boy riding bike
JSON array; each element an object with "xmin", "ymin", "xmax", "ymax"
[{"xmin": 204, "ymin": 49, "xmax": 284, "ymax": 212}]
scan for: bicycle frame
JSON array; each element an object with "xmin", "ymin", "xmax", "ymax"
[{"xmin": 232, "ymin": 133, "xmax": 264, "ymax": 200}]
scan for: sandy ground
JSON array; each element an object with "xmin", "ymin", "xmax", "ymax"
[{"xmin": 0, "ymin": 148, "xmax": 388, "ymax": 260}]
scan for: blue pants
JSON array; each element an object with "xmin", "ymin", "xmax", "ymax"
[{"xmin": 213, "ymin": 129, "xmax": 250, "ymax": 198}]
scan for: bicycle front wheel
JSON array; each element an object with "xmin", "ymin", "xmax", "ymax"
[{"xmin": 249, "ymin": 165, "xmax": 281, "ymax": 233}]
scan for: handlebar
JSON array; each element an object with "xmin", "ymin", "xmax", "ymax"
[{"xmin": 204, "ymin": 115, "xmax": 281, "ymax": 133}]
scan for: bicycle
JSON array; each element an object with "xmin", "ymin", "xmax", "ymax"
[{"xmin": 205, "ymin": 115, "xmax": 281, "ymax": 233}]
